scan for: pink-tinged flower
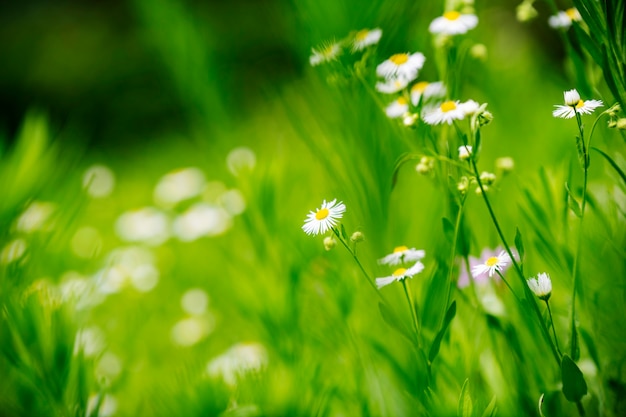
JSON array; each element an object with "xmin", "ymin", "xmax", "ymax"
[{"xmin": 459, "ymin": 247, "xmax": 517, "ymax": 287}]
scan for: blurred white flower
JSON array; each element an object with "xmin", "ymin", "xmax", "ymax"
[
  {"xmin": 154, "ymin": 167, "xmax": 206, "ymax": 207},
  {"xmin": 206, "ymin": 342, "xmax": 268, "ymax": 386},
  {"xmin": 96, "ymin": 351, "xmax": 122, "ymax": 381},
  {"xmin": 385, "ymin": 97, "xmax": 410, "ymax": 118},
  {"xmin": 429, "ymin": 11, "xmax": 478, "ymax": 35},
  {"xmin": 74, "ymin": 326, "xmax": 106, "ymax": 357},
  {"xmin": 378, "ymin": 246, "xmax": 425, "ymax": 265},
  {"xmin": 71, "ymin": 226, "xmax": 103, "ymax": 259},
  {"xmin": 1, "ymin": 239, "xmax": 27, "ymax": 264},
  {"xmin": 220, "ymin": 189, "xmax": 246, "ymax": 215},
  {"xmin": 96, "ymin": 246, "xmax": 159, "ymax": 294},
  {"xmin": 423, "ymin": 100, "xmax": 466, "ymax": 125},
  {"xmin": 87, "ymin": 394, "xmax": 117, "ymax": 417},
  {"xmin": 310, "ymin": 41, "xmax": 342, "ymax": 66},
  {"xmin": 173, "ymin": 203, "xmax": 233, "ymax": 241},
  {"xmin": 376, "ymin": 77, "xmax": 410, "ymax": 94},
  {"xmin": 376, "ymin": 52, "xmax": 425, "ymax": 81},
  {"xmin": 181, "ymin": 288, "xmax": 210, "ymax": 316},
  {"xmin": 352, "ymin": 28, "xmax": 382, "ymax": 51},
  {"xmin": 527, "ymin": 272, "xmax": 552, "ymax": 300},
  {"xmin": 115, "ymin": 207, "xmax": 170, "ymax": 245},
  {"xmin": 227, "ymin": 147, "xmax": 256, "ymax": 176},
  {"xmin": 171, "ymin": 316, "xmax": 214, "ymax": 347},
  {"xmin": 16, "ymin": 201, "xmax": 56, "ymax": 233},
  {"xmin": 459, "ymin": 145, "xmax": 473, "ymax": 160},
  {"xmin": 410, "ymin": 81, "xmax": 446, "ymax": 106},
  {"xmin": 83, "ymin": 165, "xmax": 115, "ymax": 198},
  {"xmin": 549, "ymin": 8, "xmax": 581, "ymax": 29}
]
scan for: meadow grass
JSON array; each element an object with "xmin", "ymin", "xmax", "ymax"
[{"xmin": 1, "ymin": 0, "xmax": 625, "ymax": 416}]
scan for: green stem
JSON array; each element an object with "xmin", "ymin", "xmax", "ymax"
[
  {"xmin": 545, "ymin": 300, "xmax": 562, "ymax": 358},
  {"xmin": 332, "ymin": 228, "xmax": 381, "ymax": 296},
  {"xmin": 495, "ymin": 270, "xmax": 522, "ymax": 302},
  {"xmin": 443, "ymin": 195, "xmax": 466, "ymax": 312},
  {"xmin": 402, "ymin": 279, "xmax": 421, "ymax": 347},
  {"xmin": 469, "ymin": 155, "xmax": 561, "ymax": 366}
]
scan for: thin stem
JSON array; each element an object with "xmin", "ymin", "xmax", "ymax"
[
  {"xmin": 495, "ymin": 270, "xmax": 522, "ymax": 302},
  {"xmin": 443, "ymin": 195, "xmax": 466, "ymax": 312},
  {"xmin": 545, "ymin": 299, "xmax": 562, "ymax": 358},
  {"xmin": 332, "ymin": 228, "xmax": 381, "ymax": 297},
  {"xmin": 401, "ymin": 279, "xmax": 421, "ymax": 347}
]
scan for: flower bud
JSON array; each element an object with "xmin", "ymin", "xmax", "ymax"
[
  {"xmin": 617, "ymin": 118, "xmax": 626, "ymax": 130},
  {"xmin": 480, "ymin": 171, "xmax": 497, "ymax": 185},
  {"xmin": 496, "ymin": 157, "xmax": 514, "ymax": 173},
  {"xmin": 323, "ymin": 236, "xmax": 336, "ymax": 251},
  {"xmin": 516, "ymin": 1, "xmax": 538, "ymax": 22},
  {"xmin": 350, "ymin": 231, "xmax": 364, "ymax": 243}
]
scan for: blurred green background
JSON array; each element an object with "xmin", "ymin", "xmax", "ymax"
[{"xmin": 1, "ymin": 0, "xmax": 625, "ymax": 416}]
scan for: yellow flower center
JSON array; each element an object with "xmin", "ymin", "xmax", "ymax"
[
  {"xmin": 440, "ymin": 101, "xmax": 457, "ymax": 112},
  {"xmin": 444, "ymin": 11, "xmax": 461, "ymax": 20},
  {"xmin": 393, "ymin": 245, "xmax": 408, "ymax": 253},
  {"xmin": 575, "ymin": 99, "xmax": 584, "ymax": 109},
  {"xmin": 397, "ymin": 97, "xmax": 408, "ymax": 105},
  {"xmin": 565, "ymin": 8, "xmax": 578, "ymax": 19},
  {"xmin": 315, "ymin": 208, "xmax": 329, "ymax": 220},
  {"xmin": 411, "ymin": 81, "xmax": 429, "ymax": 93},
  {"xmin": 355, "ymin": 29, "xmax": 369, "ymax": 41},
  {"xmin": 393, "ymin": 268, "xmax": 407, "ymax": 276},
  {"xmin": 390, "ymin": 53, "xmax": 409, "ymax": 65},
  {"xmin": 485, "ymin": 257, "xmax": 499, "ymax": 267}
]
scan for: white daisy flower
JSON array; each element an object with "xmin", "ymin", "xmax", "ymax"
[
  {"xmin": 309, "ymin": 42, "xmax": 342, "ymax": 66},
  {"xmin": 376, "ymin": 52, "xmax": 426, "ymax": 81},
  {"xmin": 410, "ymin": 81, "xmax": 447, "ymax": 106},
  {"xmin": 471, "ymin": 250, "xmax": 511, "ymax": 278},
  {"xmin": 376, "ymin": 261, "xmax": 425, "ymax": 289},
  {"xmin": 459, "ymin": 99, "xmax": 481, "ymax": 116},
  {"xmin": 376, "ymin": 77, "xmax": 410, "ymax": 94},
  {"xmin": 378, "ymin": 246, "xmax": 425, "ymax": 265},
  {"xmin": 352, "ymin": 28, "xmax": 382, "ymax": 51},
  {"xmin": 302, "ymin": 199, "xmax": 346, "ymax": 236},
  {"xmin": 458, "ymin": 145, "xmax": 472, "ymax": 160},
  {"xmin": 552, "ymin": 89, "xmax": 603, "ymax": 119},
  {"xmin": 548, "ymin": 8, "xmax": 581, "ymax": 29},
  {"xmin": 423, "ymin": 100, "xmax": 466, "ymax": 125},
  {"xmin": 385, "ymin": 97, "xmax": 410, "ymax": 118},
  {"xmin": 527, "ymin": 272, "xmax": 552, "ymax": 300},
  {"xmin": 429, "ymin": 11, "xmax": 479, "ymax": 35}
]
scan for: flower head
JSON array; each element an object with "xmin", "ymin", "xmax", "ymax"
[
  {"xmin": 376, "ymin": 261, "xmax": 425, "ymax": 289},
  {"xmin": 553, "ymin": 89, "xmax": 603, "ymax": 119},
  {"xmin": 410, "ymin": 81, "xmax": 447, "ymax": 106},
  {"xmin": 376, "ymin": 77, "xmax": 410, "ymax": 94},
  {"xmin": 376, "ymin": 52, "xmax": 426, "ymax": 81},
  {"xmin": 423, "ymin": 100, "xmax": 466, "ymax": 125},
  {"xmin": 352, "ymin": 28, "xmax": 382, "ymax": 51},
  {"xmin": 385, "ymin": 97, "xmax": 410, "ymax": 118},
  {"xmin": 429, "ymin": 11, "xmax": 479, "ymax": 35},
  {"xmin": 309, "ymin": 42, "xmax": 342, "ymax": 66},
  {"xmin": 302, "ymin": 199, "xmax": 346, "ymax": 236},
  {"xmin": 527, "ymin": 272, "xmax": 552, "ymax": 300},
  {"xmin": 548, "ymin": 8, "xmax": 582, "ymax": 29},
  {"xmin": 471, "ymin": 250, "xmax": 511, "ymax": 278},
  {"xmin": 458, "ymin": 145, "xmax": 473, "ymax": 160},
  {"xmin": 378, "ymin": 246, "xmax": 425, "ymax": 265}
]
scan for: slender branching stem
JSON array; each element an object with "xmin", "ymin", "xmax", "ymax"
[
  {"xmin": 545, "ymin": 299, "xmax": 562, "ymax": 358},
  {"xmin": 402, "ymin": 279, "xmax": 421, "ymax": 347}
]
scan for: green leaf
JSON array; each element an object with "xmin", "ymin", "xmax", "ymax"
[
  {"xmin": 575, "ymin": 135, "xmax": 587, "ymax": 169},
  {"xmin": 570, "ymin": 318, "xmax": 580, "ymax": 361},
  {"xmin": 457, "ymin": 378, "xmax": 473, "ymax": 417},
  {"xmin": 579, "ymin": 327, "xmax": 601, "ymax": 370},
  {"xmin": 565, "ymin": 183, "xmax": 582, "ymax": 218},
  {"xmin": 429, "ymin": 301, "xmax": 457, "ymax": 363},
  {"xmin": 340, "ymin": 224, "xmax": 348, "ymax": 241},
  {"xmin": 538, "ymin": 393, "xmax": 545, "ymax": 417},
  {"xmin": 391, "ymin": 153, "xmax": 419, "ymax": 189},
  {"xmin": 561, "ymin": 354, "xmax": 588, "ymax": 402},
  {"xmin": 514, "ymin": 227, "xmax": 525, "ymax": 263},
  {"xmin": 481, "ymin": 395, "xmax": 497, "ymax": 417},
  {"xmin": 378, "ymin": 302, "xmax": 413, "ymax": 344},
  {"xmin": 442, "ymin": 217, "xmax": 454, "ymax": 241},
  {"xmin": 591, "ymin": 147, "xmax": 626, "ymax": 184}
]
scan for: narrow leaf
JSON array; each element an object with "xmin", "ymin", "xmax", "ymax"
[
  {"xmin": 340, "ymin": 224, "xmax": 348, "ymax": 241},
  {"xmin": 457, "ymin": 378, "xmax": 473, "ymax": 417},
  {"xmin": 579, "ymin": 327, "xmax": 601, "ymax": 370},
  {"xmin": 514, "ymin": 227, "xmax": 525, "ymax": 263},
  {"xmin": 442, "ymin": 217, "xmax": 454, "ymax": 240},
  {"xmin": 591, "ymin": 147, "xmax": 626, "ymax": 184},
  {"xmin": 391, "ymin": 153, "xmax": 419, "ymax": 189},
  {"xmin": 481, "ymin": 395, "xmax": 497, "ymax": 417},
  {"xmin": 565, "ymin": 183, "xmax": 582, "ymax": 218},
  {"xmin": 429, "ymin": 301, "xmax": 457, "ymax": 362},
  {"xmin": 575, "ymin": 135, "xmax": 586, "ymax": 169},
  {"xmin": 538, "ymin": 393, "xmax": 545, "ymax": 417},
  {"xmin": 561, "ymin": 354, "xmax": 588, "ymax": 402}
]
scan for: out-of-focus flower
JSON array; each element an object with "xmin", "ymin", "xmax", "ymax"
[
  {"xmin": 459, "ymin": 145, "xmax": 473, "ymax": 160},
  {"xmin": 378, "ymin": 246, "xmax": 425, "ymax": 265},
  {"xmin": 376, "ymin": 52, "xmax": 426, "ymax": 81},
  {"xmin": 173, "ymin": 203, "xmax": 232, "ymax": 241},
  {"xmin": 1, "ymin": 239, "xmax": 27, "ymax": 264},
  {"xmin": 385, "ymin": 97, "xmax": 410, "ymax": 118},
  {"xmin": 410, "ymin": 81, "xmax": 447, "ymax": 106},
  {"xmin": 423, "ymin": 100, "xmax": 466, "ymax": 125},
  {"xmin": 471, "ymin": 249, "xmax": 511, "ymax": 278},
  {"xmin": 206, "ymin": 342, "xmax": 268, "ymax": 386},
  {"xmin": 154, "ymin": 167, "xmax": 206, "ymax": 207},
  {"xmin": 16, "ymin": 201, "xmax": 55, "ymax": 233},
  {"xmin": 226, "ymin": 147, "xmax": 256, "ymax": 176},
  {"xmin": 429, "ymin": 11, "xmax": 478, "ymax": 35},
  {"xmin": 115, "ymin": 207, "xmax": 170, "ymax": 245},
  {"xmin": 352, "ymin": 28, "xmax": 382, "ymax": 51},
  {"xmin": 83, "ymin": 165, "xmax": 115, "ymax": 198},
  {"xmin": 302, "ymin": 199, "xmax": 346, "ymax": 236},
  {"xmin": 376, "ymin": 77, "xmax": 410, "ymax": 94},
  {"xmin": 548, "ymin": 8, "xmax": 582, "ymax": 29},
  {"xmin": 310, "ymin": 41, "xmax": 342, "ymax": 66},
  {"xmin": 376, "ymin": 261, "xmax": 425, "ymax": 289}
]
